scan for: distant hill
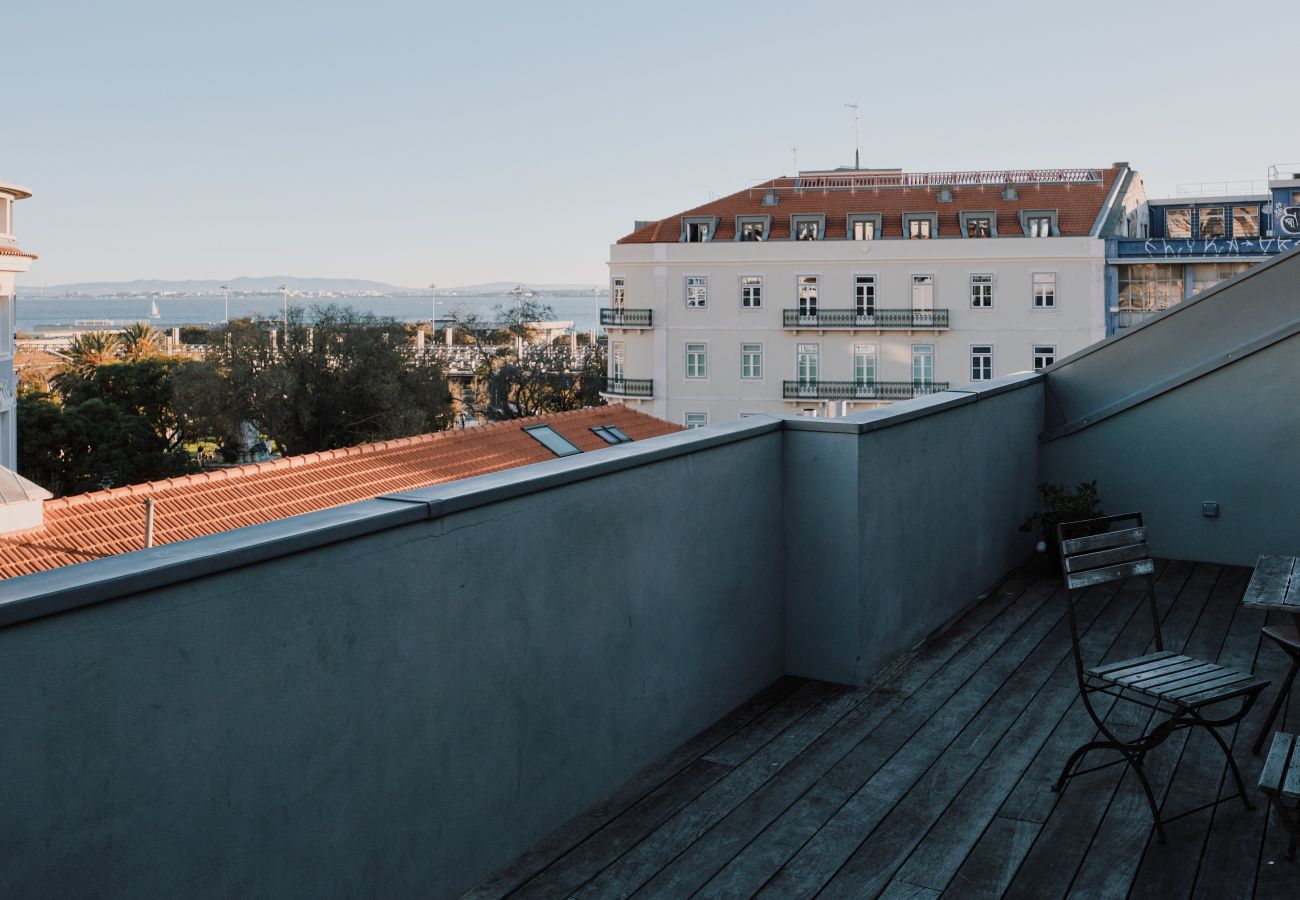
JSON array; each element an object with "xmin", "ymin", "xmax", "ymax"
[{"xmin": 19, "ymin": 277, "xmax": 603, "ymax": 297}]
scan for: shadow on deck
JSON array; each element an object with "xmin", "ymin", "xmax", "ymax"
[{"xmin": 467, "ymin": 560, "xmax": 1299, "ymax": 899}]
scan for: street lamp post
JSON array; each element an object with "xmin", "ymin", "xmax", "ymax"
[
  {"xmin": 220, "ymin": 283, "xmax": 229, "ymax": 324},
  {"xmin": 279, "ymin": 283, "xmax": 288, "ymax": 344},
  {"xmin": 429, "ymin": 282, "xmax": 437, "ymax": 346}
]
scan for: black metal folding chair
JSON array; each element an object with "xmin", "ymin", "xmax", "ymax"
[{"xmin": 1052, "ymin": 512, "xmax": 1269, "ymax": 843}]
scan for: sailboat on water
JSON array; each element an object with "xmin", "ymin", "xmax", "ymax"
[{"xmin": 149, "ymin": 300, "xmax": 161, "ymax": 320}]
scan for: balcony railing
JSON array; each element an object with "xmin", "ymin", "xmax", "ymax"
[
  {"xmin": 782, "ymin": 308, "xmax": 950, "ymax": 330},
  {"xmin": 601, "ymin": 377, "xmax": 654, "ymax": 398},
  {"xmin": 600, "ymin": 308, "xmax": 653, "ymax": 328},
  {"xmin": 782, "ymin": 380, "xmax": 950, "ymax": 401}
]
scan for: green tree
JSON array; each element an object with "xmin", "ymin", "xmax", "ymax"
[
  {"xmin": 52, "ymin": 331, "xmax": 119, "ymax": 391},
  {"xmin": 118, "ymin": 321, "xmax": 164, "ymax": 361}
]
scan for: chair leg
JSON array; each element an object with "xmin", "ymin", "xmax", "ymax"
[
  {"xmin": 1200, "ymin": 720, "xmax": 1255, "ymax": 810},
  {"xmin": 1130, "ymin": 756, "xmax": 1168, "ymax": 845},
  {"xmin": 1254, "ymin": 654, "xmax": 1300, "ymax": 755},
  {"xmin": 1267, "ymin": 795, "xmax": 1300, "ymax": 862},
  {"xmin": 1053, "ymin": 740, "xmax": 1106, "ymax": 792}
]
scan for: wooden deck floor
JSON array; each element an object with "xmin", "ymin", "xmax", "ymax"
[{"xmin": 466, "ymin": 560, "xmax": 1300, "ymax": 899}]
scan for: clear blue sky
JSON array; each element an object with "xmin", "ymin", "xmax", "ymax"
[{"xmin": 9, "ymin": 0, "xmax": 1298, "ymax": 287}]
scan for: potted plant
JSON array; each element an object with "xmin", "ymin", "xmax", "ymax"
[{"xmin": 1026, "ymin": 481, "xmax": 1103, "ymax": 566}]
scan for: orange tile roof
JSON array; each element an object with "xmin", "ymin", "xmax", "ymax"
[
  {"xmin": 618, "ymin": 168, "xmax": 1122, "ymax": 243},
  {"xmin": 0, "ymin": 244, "xmax": 37, "ymax": 259},
  {"xmin": 0, "ymin": 407, "xmax": 681, "ymax": 579}
]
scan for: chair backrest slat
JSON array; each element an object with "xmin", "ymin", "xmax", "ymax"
[
  {"xmin": 1064, "ymin": 542, "xmax": 1152, "ymax": 575},
  {"xmin": 1066, "ymin": 558, "xmax": 1155, "ymax": 590},
  {"xmin": 1060, "ymin": 526, "xmax": 1147, "ymax": 556}
]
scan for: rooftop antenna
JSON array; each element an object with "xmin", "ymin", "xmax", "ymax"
[
  {"xmin": 845, "ymin": 102, "xmax": 860, "ymax": 170},
  {"xmin": 792, "ymin": 145, "xmax": 798, "ymax": 174}
]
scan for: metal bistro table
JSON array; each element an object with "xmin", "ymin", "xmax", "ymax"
[{"xmin": 1243, "ymin": 554, "xmax": 1300, "ymax": 754}]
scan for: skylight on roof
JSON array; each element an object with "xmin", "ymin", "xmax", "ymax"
[
  {"xmin": 522, "ymin": 425, "xmax": 582, "ymax": 457},
  {"xmin": 590, "ymin": 425, "xmax": 634, "ymax": 445}
]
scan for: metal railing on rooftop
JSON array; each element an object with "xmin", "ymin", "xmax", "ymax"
[
  {"xmin": 793, "ymin": 169, "xmax": 1101, "ymax": 191},
  {"xmin": 781, "ymin": 380, "xmax": 949, "ymax": 401},
  {"xmin": 783, "ymin": 308, "xmax": 949, "ymax": 330}
]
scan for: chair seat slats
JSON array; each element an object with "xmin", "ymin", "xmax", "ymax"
[
  {"xmin": 1161, "ymin": 670, "xmax": 1255, "ymax": 701},
  {"xmin": 1060, "ymin": 526, "xmax": 1147, "ymax": 556},
  {"xmin": 1066, "ymin": 558, "xmax": 1155, "ymax": 590},
  {"xmin": 1064, "ymin": 542, "xmax": 1152, "ymax": 575},
  {"xmin": 1124, "ymin": 661, "xmax": 1221, "ymax": 690},
  {"xmin": 1177, "ymin": 675, "xmax": 1270, "ymax": 707},
  {"xmin": 1088, "ymin": 650, "xmax": 1179, "ymax": 677},
  {"xmin": 1259, "ymin": 732, "xmax": 1295, "ymax": 795}
]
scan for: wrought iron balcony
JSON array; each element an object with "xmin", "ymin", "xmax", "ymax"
[
  {"xmin": 601, "ymin": 377, "xmax": 654, "ymax": 398},
  {"xmin": 782, "ymin": 308, "xmax": 950, "ymax": 330},
  {"xmin": 782, "ymin": 380, "xmax": 950, "ymax": 401},
  {"xmin": 600, "ymin": 308, "xmax": 653, "ymax": 328}
]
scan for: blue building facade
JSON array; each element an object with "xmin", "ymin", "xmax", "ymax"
[{"xmin": 1106, "ymin": 167, "xmax": 1300, "ymax": 333}]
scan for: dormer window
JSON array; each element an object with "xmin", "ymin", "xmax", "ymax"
[
  {"xmin": 903, "ymin": 213, "xmax": 938, "ymax": 240},
  {"xmin": 1164, "ymin": 208, "xmax": 1192, "ymax": 239},
  {"xmin": 848, "ymin": 214, "xmax": 881, "ymax": 240},
  {"xmin": 1020, "ymin": 209, "xmax": 1059, "ymax": 238},
  {"xmin": 960, "ymin": 211, "xmax": 998, "ymax": 238},
  {"xmin": 681, "ymin": 216, "xmax": 718, "ymax": 243},
  {"xmin": 1198, "ymin": 207, "xmax": 1225, "ymax": 239},
  {"xmin": 791, "ymin": 215, "xmax": 824, "ymax": 241},
  {"xmin": 736, "ymin": 215, "xmax": 770, "ymax": 241}
]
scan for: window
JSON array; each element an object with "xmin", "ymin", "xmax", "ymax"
[
  {"xmin": 0, "ymin": 197, "xmax": 10, "ymax": 235},
  {"xmin": 685, "ymin": 275, "xmax": 708, "ymax": 308},
  {"xmin": 796, "ymin": 343, "xmax": 819, "ymax": 383},
  {"xmin": 848, "ymin": 214, "xmax": 881, "ymax": 240},
  {"xmin": 1190, "ymin": 262, "xmax": 1251, "ymax": 296},
  {"xmin": 686, "ymin": 221, "xmax": 711, "ymax": 242},
  {"xmin": 737, "ymin": 216, "xmax": 769, "ymax": 241},
  {"xmin": 854, "ymin": 275, "xmax": 876, "ymax": 316},
  {"xmin": 740, "ymin": 275, "xmax": 763, "ymax": 308},
  {"xmin": 911, "ymin": 275, "xmax": 934, "ymax": 324},
  {"xmin": 1117, "ymin": 264, "xmax": 1184, "ymax": 329},
  {"xmin": 908, "ymin": 218, "xmax": 932, "ymax": 239},
  {"xmin": 590, "ymin": 425, "xmax": 633, "ymax": 444},
  {"xmin": 1233, "ymin": 206, "xmax": 1260, "ymax": 238},
  {"xmin": 522, "ymin": 424, "xmax": 582, "ymax": 457},
  {"xmin": 741, "ymin": 343, "xmax": 763, "ymax": 379},
  {"xmin": 1032, "ymin": 272, "xmax": 1056, "ymax": 309},
  {"xmin": 1198, "ymin": 207, "xmax": 1225, "ymax": 239},
  {"xmin": 912, "ymin": 344, "xmax": 935, "ymax": 386},
  {"xmin": 685, "ymin": 342, "xmax": 708, "ymax": 378},
  {"xmin": 684, "ymin": 413, "xmax": 708, "ymax": 429},
  {"xmin": 1165, "ymin": 208, "xmax": 1193, "ymax": 239},
  {"xmin": 1033, "ymin": 345, "xmax": 1056, "ymax": 372},
  {"xmin": 611, "ymin": 277, "xmax": 625, "ymax": 309},
  {"xmin": 853, "ymin": 343, "xmax": 877, "ymax": 385},
  {"xmin": 798, "ymin": 275, "xmax": 819, "ymax": 317},
  {"xmin": 970, "ymin": 345, "xmax": 993, "ymax": 381},
  {"xmin": 794, "ymin": 219, "xmax": 820, "ymax": 240},
  {"xmin": 966, "ymin": 217, "xmax": 992, "ymax": 238},
  {"xmin": 970, "ymin": 273, "xmax": 993, "ymax": 308},
  {"xmin": 1027, "ymin": 216, "xmax": 1052, "ymax": 237},
  {"xmin": 0, "ymin": 296, "xmax": 12, "ymax": 358},
  {"xmin": 611, "ymin": 340, "xmax": 625, "ymax": 380}
]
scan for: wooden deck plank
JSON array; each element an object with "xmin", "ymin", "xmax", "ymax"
[
  {"xmin": 463, "ymin": 676, "xmax": 805, "ymax": 898},
  {"xmin": 666, "ymin": 570, "xmax": 1064, "ymax": 900},
  {"xmin": 940, "ymin": 815, "xmax": 1040, "ymax": 899},
  {"xmin": 817, "ymin": 563, "xmax": 1144, "ymax": 897},
  {"xmin": 1129, "ymin": 572, "xmax": 1268, "ymax": 900},
  {"xmin": 753, "ymin": 571, "xmax": 1093, "ymax": 898},
  {"xmin": 889, "ymin": 566, "xmax": 1151, "ymax": 893},
  {"xmin": 1252, "ymin": 678, "xmax": 1300, "ymax": 898},
  {"xmin": 1065, "ymin": 564, "xmax": 1248, "ymax": 899},
  {"xmin": 877, "ymin": 878, "xmax": 941, "ymax": 899},
  {"xmin": 511, "ymin": 679, "xmax": 849, "ymax": 899}
]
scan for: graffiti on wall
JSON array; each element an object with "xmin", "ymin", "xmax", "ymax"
[{"xmin": 1120, "ymin": 237, "xmax": 1298, "ymax": 259}]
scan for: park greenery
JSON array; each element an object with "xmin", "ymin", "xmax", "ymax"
[{"xmin": 19, "ymin": 303, "xmax": 606, "ymax": 497}]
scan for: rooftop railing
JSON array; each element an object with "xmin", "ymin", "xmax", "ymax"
[
  {"xmin": 793, "ymin": 168, "xmax": 1101, "ymax": 191},
  {"xmin": 783, "ymin": 308, "xmax": 950, "ymax": 330},
  {"xmin": 600, "ymin": 377, "xmax": 653, "ymax": 398}
]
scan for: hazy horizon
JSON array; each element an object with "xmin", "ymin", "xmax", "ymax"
[{"xmin": 8, "ymin": 0, "xmax": 1299, "ymax": 286}]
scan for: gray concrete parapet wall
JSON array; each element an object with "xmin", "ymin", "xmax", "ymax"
[{"xmin": 0, "ymin": 380, "xmax": 1044, "ymax": 898}]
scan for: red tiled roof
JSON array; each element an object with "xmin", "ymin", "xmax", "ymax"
[
  {"xmin": 0, "ymin": 245, "xmax": 37, "ymax": 259},
  {"xmin": 0, "ymin": 407, "xmax": 681, "ymax": 580},
  {"xmin": 618, "ymin": 168, "xmax": 1122, "ymax": 243}
]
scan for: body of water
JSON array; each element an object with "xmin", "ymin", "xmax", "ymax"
[{"xmin": 15, "ymin": 293, "xmax": 604, "ymax": 334}]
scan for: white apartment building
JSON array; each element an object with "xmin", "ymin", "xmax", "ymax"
[
  {"xmin": 604, "ymin": 164, "xmax": 1144, "ymax": 427},
  {"xmin": 0, "ymin": 181, "xmax": 36, "ymax": 468}
]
